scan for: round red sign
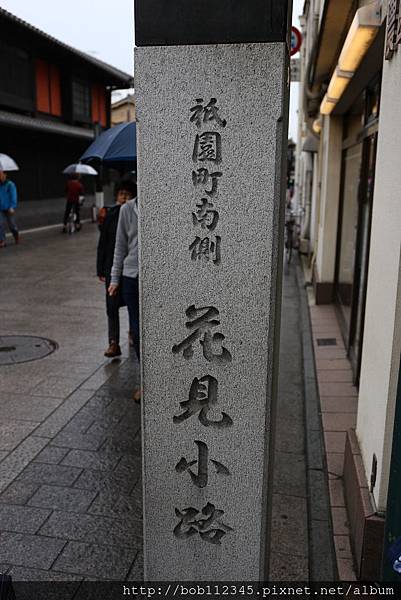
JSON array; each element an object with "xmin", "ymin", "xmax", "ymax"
[{"xmin": 291, "ymin": 26, "xmax": 302, "ymax": 56}]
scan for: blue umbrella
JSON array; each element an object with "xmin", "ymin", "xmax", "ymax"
[{"xmin": 80, "ymin": 122, "xmax": 137, "ymax": 162}]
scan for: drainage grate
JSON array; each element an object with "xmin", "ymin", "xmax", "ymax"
[
  {"xmin": 316, "ymin": 338, "xmax": 337, "ymax": 347},
  {"xmin": 0, "ymin": 336, "xmax": 58, "ymax": 365}
]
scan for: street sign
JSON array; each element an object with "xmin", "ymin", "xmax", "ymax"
[
  {"xmin": 291, "ymin": 26, "xmax": 302, "ymax": 56},
  {"xmin": 291, "ymin": 58, "xmax": 301, "ymax": 82}
]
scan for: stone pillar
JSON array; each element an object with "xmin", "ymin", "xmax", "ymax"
[{"xmin": 135, "ymin": 0, "xmax": 291, "ymax": 581}]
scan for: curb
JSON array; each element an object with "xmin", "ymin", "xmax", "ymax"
[{"xmin": 296, "ymin": 259, "xmax": 338, "ymax": 581}]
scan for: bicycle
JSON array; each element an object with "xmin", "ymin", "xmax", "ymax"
[{"xmin": 65, "ymin": 196, "xmax": 84, "ymax": 234}]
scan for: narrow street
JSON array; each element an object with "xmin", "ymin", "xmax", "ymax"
[{"xmin": 0, "ymin": 225, "xmax": 335, "ymax": 583}]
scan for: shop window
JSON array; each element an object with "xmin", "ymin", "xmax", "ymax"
[
  {"xmin": 35, "ymin": 59, "xmax": 62, "ymax": 116},
  {"xmin": 72, "ymin": 79, "xmax": 91, "ymax": 123},
  {"xmin": 91, "ymin": 84, "xmax": 107, "ymax": 127},
  {"xmin": 0, "ymin": 41, "xmax": 34, "ymax": 111}
]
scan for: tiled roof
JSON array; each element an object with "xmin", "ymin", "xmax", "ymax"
[{"xmin": 0, "ymin": 7, "xmax": 134, "ymax": 87}]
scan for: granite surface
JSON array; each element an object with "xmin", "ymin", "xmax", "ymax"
[{"xmin": 136, "ymin": 43, "xmax": 289, "ymax": 580}]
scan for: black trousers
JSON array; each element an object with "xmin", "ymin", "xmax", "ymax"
[
  {"xmin": 63, "ymin": 201, "xmax": 80, "ymax": 225},
  {"xmin": 122, "ymin": 276, "xmax": 140, "ymax": 361},
  {"xmin": 105, "ymin": 279, "xmax": 122, "ymax": 345}
]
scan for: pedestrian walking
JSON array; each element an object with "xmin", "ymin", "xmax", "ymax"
[
  {"xmin": 108, "ymin": 182, "xmax": 141, "ymax": 401},
  {"xmin": 62, "ymin": 174, "xmax": 84, "ymax": 233},
  {"xmin": 97, "ymin": 181, "xmax": 136, "ymax": 358},
  {"xmin": 0, "ymin": 170, "xmax": 19, "ymax": 248}
]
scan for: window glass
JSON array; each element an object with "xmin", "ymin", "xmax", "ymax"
[{"xmin": 72, "ymin": 80, "xmax": 91, "ymax": 122}]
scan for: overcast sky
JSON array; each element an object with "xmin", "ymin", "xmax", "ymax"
[{"xmin": 0, "ymin": 0, "xmax": 303, "ymax": 140}]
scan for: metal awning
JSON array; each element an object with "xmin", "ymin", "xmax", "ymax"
[
  {"xmin": 0, "ymin": 110, "xmax": 95, "ymax": 139},
  {"xmin": 310, "ymin": 0, "xmax": 355, "ymax": 86}
]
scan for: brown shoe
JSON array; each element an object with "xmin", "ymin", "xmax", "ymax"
[
  {"xmin": 132, "ymin": 388, "xmax": 142, "ymax": 403},
  {"xmin": 104, "ymin": 342, "xmax": 121, "ymax": 358}
]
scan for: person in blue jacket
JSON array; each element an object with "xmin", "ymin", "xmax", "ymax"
[{"xmin": 0, "ymin": 170, "xmax": 19, "ymax": 248}]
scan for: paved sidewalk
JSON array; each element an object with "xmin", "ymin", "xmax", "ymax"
[{"xmin": 0, "ymin": 226, "xmax": 143, "ymax": 582}]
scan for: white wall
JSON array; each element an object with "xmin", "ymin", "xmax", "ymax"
[
  {"xmin": 315, "ymin": 115, "xmax": 343, "ymax": 282},
  {"xmin": 357, "ymin": 48, "xmax": 401, "ymax": 512}
]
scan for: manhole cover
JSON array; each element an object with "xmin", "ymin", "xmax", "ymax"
[{"xmin": 0, "ymin": 336, "xmax": 58, "ymax": 365}]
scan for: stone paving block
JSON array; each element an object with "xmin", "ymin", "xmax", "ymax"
[
  {"xmin": 273, "ymin": 451, "xmax": 307, "ymax": 498},
  {"xmin": 0, "ymin": 451, "xmax": 8, "ymax": 463},
  {"xmin": 80, "ymin": 364, "xmax": 121, "ymax": 390},
  {"xmin": 53, "ymin": 541, "xmax": 136, "ymax": 579},
  {"xmin": 126, "ymin": 550, "xmax": 144, "ymax": 581},
  {"xmin": 331, "ymin": 507, "xmax": 350, "ymax": 536},
  {"xmin": 337, "ymin": 557, "xmax": 357, "ymax": 580},
  {"xmin": 28, "ymin": 485, "xmax": 97, "ymax": 513},
  {"xmin": 0, "ymin": 504, "xmax": 51, "ymax": 534},
  {"xmin": 115, "ymin": 454, "xmax": 142, "ymax": 478},
  {"xmin": 0, "ymin": 436, "xmax": 49, "ymax": 493},
  {"xmin": 320, "ymin": 396, "xmax": 358, "ymax": 414},
  {"xmin": 324, "ymin": 431, "xmax": 346, "ymax": 454},
  {"xmin": 275, "ymin": 416, "xmax": 304, "ymax": 454},
  {"xmin": 269, "ymin": 551, "xmax": 309, "ymax": 581},
  {"xmin": 1, "ymin": 394, "xmax": 64, "ymax": 422},
  {"xmin": 61, "ymin": 449, "xmax": 121, "ymax": 471},
  {"xmin": 319, "ymin": 382, "xmax": 358, "ymax": 398},
  {"xmin": 0, "ymin": 481, "xmax": 39, "ymax": 505},
  {"xmin": 309, "ymin": 519, "xmax": 337, "ymax": 580},
  {"xmin": 60, "ymin": 412, "xmax": 96, "ymax": 435},
  {"xmin": 33, "ymin": 446, "xmax": 69, "ymax": 465},
  {"xmin": 322, "ymin": 412, "xmax": 357, "ymax": 432},
  {"xmin": 0, "ymin": 532, "xmax": 66, "ymax": 570},
  {"xmin": 88, "ymin": 491, "xmax": 142, "ymax": 519},
  {"xmin": 0, "ymin": 421, "xmax": 39, "ymax": 452},
  {"xmin": 271, "ymin": 493, "xmax": 308, "ymax": 558},
  {"xmin": 31, "ymin": 377, "xmax": 84, "ymax": 399},
  {"xmin": 73, "ymin": 469, "xmax": 138, "ymax": 494},
  {"xmin": 334, "ymin": 534, "xmax": 353, "ymax": 560},
  {"xmin": 316, "ymin": 359, "xmax": 352, "ymax": 371},
  {"xmin": 306, "ymin": 428, "xmax": 324, "ymax": 471},
  {"xmin": 9, "ymin": 565, "xmax": 80, "ymax": 582},
  {"xmin": 329, "ymin": 478, "xmax": 345, "ymax": 508},
  {"xmin": 50, "ymin": 430, "xmax": 106, "ymax": 452},
  {"xmin": 17, "ymin": 463, "xmax": 82, "ymax": 486},
  {"xmin": 101, "ymin": 434, "xmax": 141, "ymax": 456},
  {"xmin": 318, "ymin": 370, "xmax": 353, "ymax": 383},
  {"xmin": 34, "ymin": 389, "xmax": 96, "ymax": 439},
  {"xmin": 307, "ymin": 469, "xmax": 331, "ymax": 522},
  {"xmin": 39, "ymin": 511, "xmax": 142, "ymax": 548}
]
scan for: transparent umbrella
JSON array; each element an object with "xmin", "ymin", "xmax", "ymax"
[
  {"xmin": 62, "ymin": 163, "xmax": 98, "ymax": 176},
  {"xmin": 0, "ymin": 153, "xmax": 19, "ymax": 171}
]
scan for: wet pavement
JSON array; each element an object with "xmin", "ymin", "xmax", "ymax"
[
  {"xmin": 0, "ymin": 225, "xmax": 143, "ymax": 581},
  {"xmin": 0, "ymin": 225, "xmax": 334, "ymax": 583}
]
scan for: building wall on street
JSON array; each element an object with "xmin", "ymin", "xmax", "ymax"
[
  {"xmin": 111, "ymin": 100, "xmax": 136, "ymax": 125},
  {"xmin": 357, "ymin": 48, "xmax": 401, "ymax": 512},
  {"xmin": 0, "ymin": 127, "xmax": 90, "ymax": 202},
  {"xmin": 315, "ymin": 115, "xmax": 342, "ymax": 284}
]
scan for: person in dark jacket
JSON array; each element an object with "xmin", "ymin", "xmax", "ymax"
[{"xmin": 97, "ymin": 180, "xmax": 136, "ymax": 358}]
